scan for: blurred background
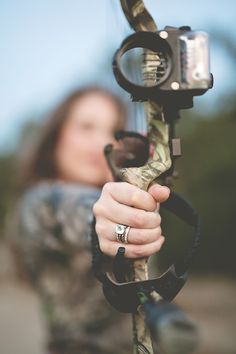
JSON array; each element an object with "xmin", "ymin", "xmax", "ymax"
[{"xmin": 0, "ymin": 1, "xmax": 235, "ymax": 353}]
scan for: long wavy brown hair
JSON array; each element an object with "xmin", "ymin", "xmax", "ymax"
[{"xmin": 19, "ymin": 86, "xmax": 126, "ymax": 191}]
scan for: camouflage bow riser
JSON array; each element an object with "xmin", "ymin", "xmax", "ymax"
[{"xmin": 119, "ymin": 1, "xmax": 171, "ymax": 353}]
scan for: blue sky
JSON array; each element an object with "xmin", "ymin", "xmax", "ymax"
[{"xmin": 1, "ymin": 0, "xmax": 236, "ymax": 153}]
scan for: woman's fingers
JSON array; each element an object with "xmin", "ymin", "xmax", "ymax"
[
  {"xmin": 96, "ymin": 219, "xmax": 162, "ymax": 245},
  {"xmin": 93, "ymin": 181, "xmax": 170, "ymax": 259},
  {"xmin": 103, "ymin": 182, "xmax": 158, "ymax": 211},
  {"xmin": 99, "ymin": 236, "xmax": 165, "ymax": 259},
  {"xmin": 94, "ymin": 199, "xmax": 161, "ymax": 229},
  {"xmin": 148, "ymin": 184, "xmax": 170, "ymax": 203},
  {"xmin": 93, "ymin": 182, "xmax": 162, "ymax": 229}
]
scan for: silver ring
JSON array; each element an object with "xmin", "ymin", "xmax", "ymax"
[
  {"xmin": 115, "ymin": 224, "xmax": 130, "ymax": 244},
  {"xmin": 123, "ymin": 226, "xmax": 130, "ymax": 244}
]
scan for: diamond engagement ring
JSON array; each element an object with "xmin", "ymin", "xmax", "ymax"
[{"xmin": 115, "ymin": 224, "xmax": 131, "ymax": 244}]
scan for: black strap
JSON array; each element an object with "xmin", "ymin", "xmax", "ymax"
[
  {"xmin": 90, "ymin": 191, "xmax": 200, "ymax": 312},
  {"xmin": 161, "ymin": 191, "xmax": 200, "ymax": 276}
]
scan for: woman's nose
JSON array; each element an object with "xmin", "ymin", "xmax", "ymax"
[{"xmin": 94, "ymin": 132, "xmax": 114, "ymax": 150}]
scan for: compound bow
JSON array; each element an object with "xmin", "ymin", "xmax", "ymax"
[{"xmin": 91, "ymin": 1, "xmax": 213, "ymax": 353}]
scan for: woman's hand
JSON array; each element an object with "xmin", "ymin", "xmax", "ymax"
[{"xmin": 93, "ymin": 182, "xmax": 170, "ymax": 258}]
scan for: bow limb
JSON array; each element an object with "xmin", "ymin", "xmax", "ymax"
[{"xmin": 120, "ymin": 0, "xmax": 157, "ymax": 32}]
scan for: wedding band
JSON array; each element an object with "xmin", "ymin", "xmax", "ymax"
[
  {"xmin": 115, "ymin": 224, "xmax": 131, "ymax": 244},
  {"xmin": 123, "ymin": 226, "xmax": 130, "ymax": 244}
]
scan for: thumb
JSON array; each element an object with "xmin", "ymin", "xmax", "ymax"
[{"xmin": 148, "ymin": 184, "xmax": 170, "ymax": 203}]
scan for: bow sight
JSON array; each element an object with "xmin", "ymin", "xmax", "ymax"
[{"xmin": 113, "ymin": 26, "xmax": 213, "ymax": 110}]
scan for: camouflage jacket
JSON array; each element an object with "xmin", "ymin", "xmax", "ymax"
[{"xmin": 14, "ymin": 182, "xmax": 132, "ymax": 354}]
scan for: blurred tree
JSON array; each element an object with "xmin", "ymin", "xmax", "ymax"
[
  {"xmin": 0, "ymin": 154, "xmax": 17, "ymax": 237},
  {"xmin": 159, "ymin": 107, "xmax": 236, "ymax": 275}
]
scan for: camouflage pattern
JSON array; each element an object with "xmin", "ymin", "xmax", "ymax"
[
  {"xmin": 13, "ymin": 182, "xmax": 132, "ymax": 354},
  {"xmin": 119, "ymin": 109, "xmax": 171, "ymax": 190},
  {"xmin": 120, "ymin": 0, "xmax": 157, "ymax": 32},
  {"xmin": 119, "ymin": 2, "xmax": 171, "ymax": 353}
]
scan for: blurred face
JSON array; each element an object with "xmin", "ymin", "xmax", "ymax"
[{"xmin": 55, "ymin": 92, "xmax": 122, "ymax": 187}]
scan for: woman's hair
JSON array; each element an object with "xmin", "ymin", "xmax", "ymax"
[{"xmin": 19, "ymin": 86, "xmax": 126, "ymax": 191}]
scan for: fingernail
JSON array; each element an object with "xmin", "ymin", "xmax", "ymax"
[
  {"xmin": 162, "ymin": 186, "xmax": 170, "ymax": 194},
  {"xmin": 154, "ymin": 185, "xmax": 169, "ymax": 194}
]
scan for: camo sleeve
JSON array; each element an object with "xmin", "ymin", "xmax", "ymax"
[
  {"xmin": 15, "ymin": 182, "xmax": 101, "ymax": 277},
  {"xmin": 13, "ymin": 181, "xmax": 132, "ymax": 354}
]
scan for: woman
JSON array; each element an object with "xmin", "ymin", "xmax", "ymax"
[{"xmin": 14, "ymin": 86, "xmax": 169, "ymax": 354}]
